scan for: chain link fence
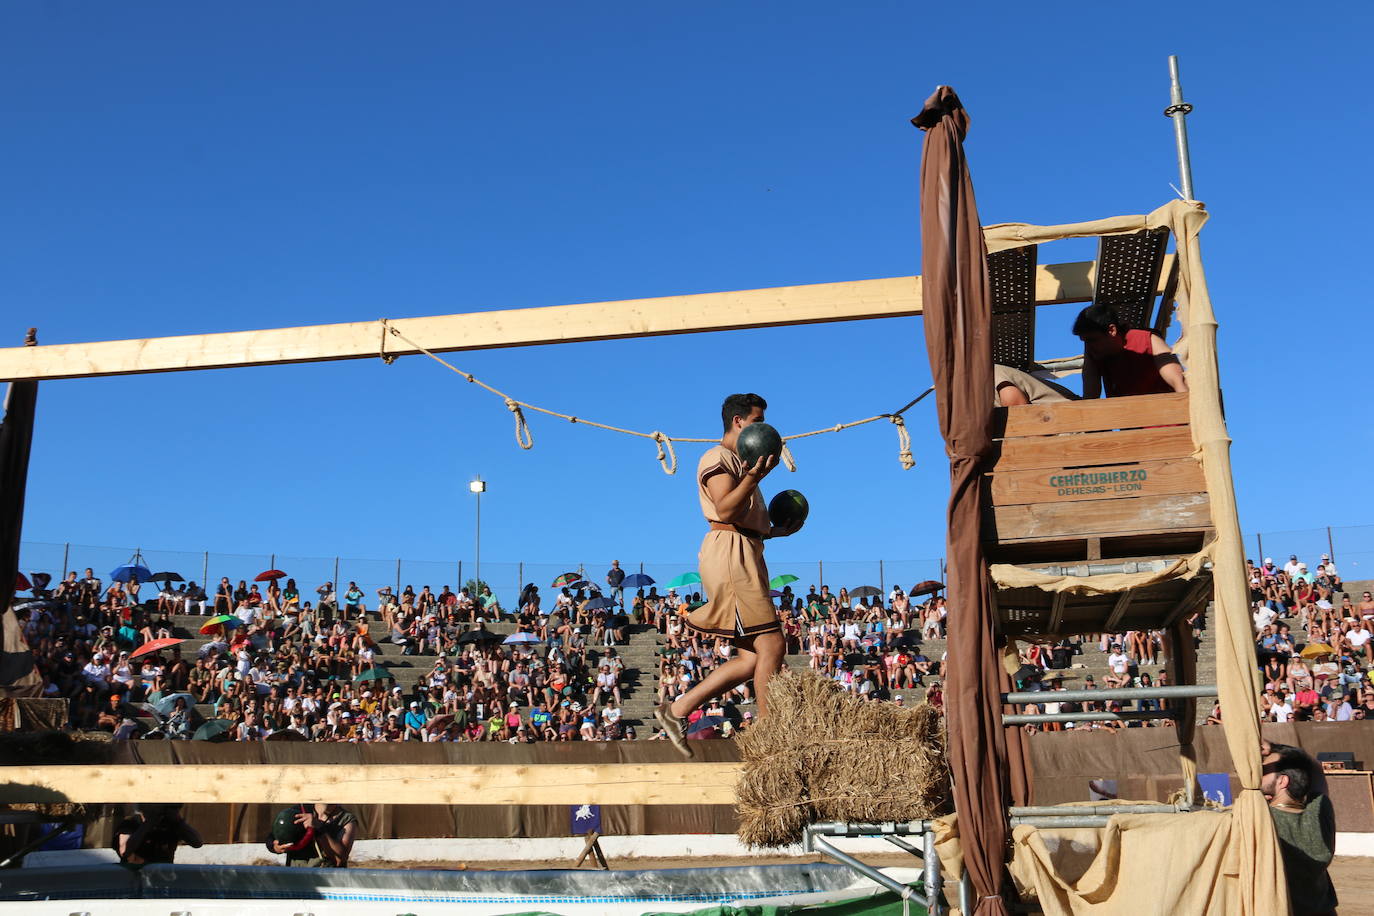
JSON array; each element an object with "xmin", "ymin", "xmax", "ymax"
[{"xmin": 17, "ymin": 541, "xmax": 946, "ymax": 609}]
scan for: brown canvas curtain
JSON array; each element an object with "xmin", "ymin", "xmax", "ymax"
[
  {"xmin": 914, "ymin": 86, "xmax": 1027, "ymax": 916},
  {"xmin": 0, "ymin": 332, "xmax": 42, "ymax": 699}
]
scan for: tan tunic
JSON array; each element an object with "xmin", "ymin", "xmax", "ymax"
[
  {"xmin": 993, "ymin": 364, "xmax": 1077, "ymax": 407},
  {"xmin": 686, "ymin": 445, "xmax": 779, "ymax": 638}
]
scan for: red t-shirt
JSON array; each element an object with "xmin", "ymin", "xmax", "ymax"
[{"xmin": 1099, "ymin": 329, "xmax": 1173, "ymax": 397}]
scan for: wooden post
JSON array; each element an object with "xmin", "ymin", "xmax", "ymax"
[{"xmin": 575, "ymin": 831, "xmax": 609, "ymax": 870}]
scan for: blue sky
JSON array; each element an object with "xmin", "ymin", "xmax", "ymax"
[{"xmin": 5, "ymin": 2, "xmax": 1374, "ymax": 594}]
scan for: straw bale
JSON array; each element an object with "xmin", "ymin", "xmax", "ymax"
[{"xmin": 735, "ymin": 668, "xmax": 950, "ymax": 847}]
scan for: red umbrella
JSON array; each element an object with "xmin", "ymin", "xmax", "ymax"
[
  {"xmin": 255, "ymin": 569, "xmax": 287, "ymax": 583},
  {"xmin": 130, "ymin": 637, "xmax": 186, "ymax": 661},
  {"xmin": 14, "ymin": 573, "xmax": 30, "ymax": 592},
  {"xmin": 910, "ymin": 579, "xmax": 945, "ymax": 597}
]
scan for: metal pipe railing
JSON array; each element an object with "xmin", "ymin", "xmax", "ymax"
[
  {"xmin": 1003, "ymin": 684, "xmax": 1216, "ymax": 704},
  {"xmin": 809, "ymin": 835, "xmax": 927, "ymax": 906},
  {"xmin": 1003, "ymin": 709, "xmax": 1177, "ymax": 725}
]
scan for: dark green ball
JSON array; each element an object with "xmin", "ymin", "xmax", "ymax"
[
  {"xmin": 768, "ymin": 489, "xmax": 809, "ymax": 529},
  {"xmin": 272, "ymin": 808, "xmax": 307, "ymax": 845},
  {"xmin": 737, "ymin": 422, "xmax": 783, "ymax": 468}
]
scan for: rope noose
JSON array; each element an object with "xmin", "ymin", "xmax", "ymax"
[
  {"xmin": 889, "ymin": 415, "xmax": 915, "ymax": 469},
  {"xmin": 506, "ymin": 398, "xmax": 533, "ymax": 450},
  {"xmin": 779, "ymin": 442, "xmax": 797, "ymax": 472},
  {"xmin": 650, "ymin": 432, "xmax": 677, "ymax": 475}
]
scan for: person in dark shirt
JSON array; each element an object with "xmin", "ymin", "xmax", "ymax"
[
  {"xmin": 606, "ymin": 561, "xmax": 626, "ymax": 608},
  {"xmin": 1261, "ymin": 740, "xmax": 1338, "ymax": 916},
  {"xmin": 112, "ymin": 804, "xmax": 202, "ymax": 868},
  {"xmin": 266, "ymin": 804, "xmax": 358, "ymax": 867}
]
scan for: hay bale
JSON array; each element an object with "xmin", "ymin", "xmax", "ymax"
[{"xmin": 735, "ymin": 668, "xmax": 949, "ymax": 847}]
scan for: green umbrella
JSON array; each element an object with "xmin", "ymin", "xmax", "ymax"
[
  {"xmin": 355, "ymin": 667, "xmax": 395, "ymax": 683},
  {"xmin": 769, "ymin": 574, "xmax": 800, "ymax": 589},
  {"xmin": 664, "ymin": 572, "xmax": 702, "ymax": 590},
  {"xmin": 193, "ymin": 718, "xmax": 234, "ymax": 741}
]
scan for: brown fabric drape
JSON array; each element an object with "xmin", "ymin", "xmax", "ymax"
[
  {"xmin": 914, "ymin": 86, "xmax": 1015, "ymax": 916},
  {"xmin": 0, "ymin": 344, "xmax": 43, "ymax": 699}
]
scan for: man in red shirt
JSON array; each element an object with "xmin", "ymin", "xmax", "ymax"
[{"xmin": 1072, "ymin": 304, "xmax": 1188, "ymax": 398}]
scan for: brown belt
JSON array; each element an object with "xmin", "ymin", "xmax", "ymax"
[{"xmin": 708, "ymin": 521, "xmax": 765, "ymax": 541}]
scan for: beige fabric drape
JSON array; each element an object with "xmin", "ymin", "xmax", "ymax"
[
  {"xmin": 971, "ymin": 200, "xmax": 1285, "ymax": 915},
  {"xmin": 989, "ymin": 547, "xmax": 1212, "ymax": 595}
]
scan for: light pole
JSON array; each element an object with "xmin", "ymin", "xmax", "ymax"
[{"xmin": 469, "ymin": 476, "xmax": 487, "ymax": 599}]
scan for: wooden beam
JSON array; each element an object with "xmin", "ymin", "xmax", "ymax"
[
  {"xmin": 1164, "ymin": 578, "xmax": 1213, "ymax": 627},
  {"xmin": 1105, "ymin": 590, "xmax": 1135, "ymax": 631},
  {"xmin": 0, "ymin": 259, "xmax": 1137, "ymax": 382},
  {"xmin": 1048, "ymin": 591, "xmax": 1068, "ymax": 633},
  {"xmin": 0, "ymin": 763, "xmax": 742, "ymax": 806}
]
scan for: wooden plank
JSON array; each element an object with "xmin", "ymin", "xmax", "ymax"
[
  {"xmin": 0, "ymin": 763, "xmax": 742, "ymax": 806},
  {"xmin": 0, "ymin": 258, "xmax": 1162, "ymax": 382},
  {"xmin": 1164, "ymin": 578, "xmax": 1213, "ymax": 627},
  {"xmin": 1048, "ymin": 592, "xmax": 1068, "ymax": 632},
  {"xmin": 986, "ymin": 492, "xmax": 1212, "ymax": 543},
  {"xmin": 988, "ymin": 457, "xmax": 1205, "ymax": 507},
  {"xmin": 1105, "ymin": 591, "xmax": 1135, "ymax": 631},
  {"xmin": 992, "ymin": 426, "xmax": 1195, "ymax": 473},
  {"xmin": 996, "ymin": 393, "xmax": 1190, "ymax": 439}
]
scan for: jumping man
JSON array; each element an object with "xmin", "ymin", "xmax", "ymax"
[{"xmin": 655, "ymin": 393, "xmax": 803, "ymax": 757}]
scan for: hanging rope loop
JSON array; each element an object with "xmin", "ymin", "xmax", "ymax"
[
  {"xmin": 650, "ymin": 431, "xmax": 678, "ymax": 475},
  {"xmin": 779, "ymin": 442, "xmax": 797, "ymax": 472},
  {"xmin": 506, "ymin": 398, "xmax": 533, "ymax": 449},
  {"xmin": 379, "ymin": 319, "xmax": 398, "ymax": 364},
  {"xmin": 889, "ymin": 414, "xmax": 916, "ymax": 470}
]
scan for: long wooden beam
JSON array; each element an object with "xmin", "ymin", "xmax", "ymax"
[
  {"xmin": 0, "ymin": 257, "xmax": 1160, "ymax": 382},
  {"xmin": 0, "ymin": 763, "xmax": 743, "ymax": 806}
]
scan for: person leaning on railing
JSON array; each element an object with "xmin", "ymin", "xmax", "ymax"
[{"xmin": 1073, "ymin": 304, "xmax": 1188, "ymax": 398}]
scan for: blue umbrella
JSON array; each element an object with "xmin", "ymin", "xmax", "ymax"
[
  {"xmin": 686, "ymin": 715, "xmax": 726, "ymax": 737},
  {"xmin": 503, "ymin": 632, "xmax": 543, "ymax": 645},
  {"xmin": 585, "ymin": 596, "xmax": 617, "ymax": 611},
  {"xmin": 111, "ymin": 565, "xmax": 154, "ymax": 584},
  {"xmin": 621, "ymin": 573, "xmax": 654, "ymax": 588}
]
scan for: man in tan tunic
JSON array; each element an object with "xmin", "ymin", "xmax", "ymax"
[{"xmin": 655, "ymin": 393, "xmax": 802, "ymax": 757}]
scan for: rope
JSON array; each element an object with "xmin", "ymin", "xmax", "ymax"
[{"xmin": 379, "ymin": 320, "xmax": 932, "ymax": 473}]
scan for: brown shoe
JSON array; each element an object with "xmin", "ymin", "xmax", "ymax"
[{"xmin": 655, "ymin": 702, "xmax": 693, "ymax": 758}]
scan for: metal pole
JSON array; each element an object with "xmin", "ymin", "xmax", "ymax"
[
  {"xmin": 61, "ymin": 543, "xmax": 69, "ymax": 580},
  {"xmin": 395, "ymin": 559, "xmax": 402, "ymax": 596},
  {"xmin": 923, "ymin": 829, "xmax": 944, "ymax": 916},
  {"xmin": 1004, "ymin": 709, "xmax": 1176, "ymax": 725},
  {"xmin": 818, "ymin": 561, "xmax": 823, "ymax": 589},
  {"xmin": 333, "ymin": 558, "xmax": 340, "ymax": 597},
  {"xmin": 810, "ymin": 835, "xmax": 922, "ymax": 905},
  {"xmin": 202, "ymin": 551, "xmax": 208, "ymax": 591},
  {"xmin": 270, "ymin": 553, "xmax": 275, "ymax": 570},
  {"xmin": 458, "ymin": 561, "xmax": 463, "ymax": 591},
  {"xmin": 474, "ymin": 490, "xmax": 481, "ymax": 593},
  {"xmin": 1165, "ymin": 55, "xmax": 1195, "ymax": 200},
  {"xmin": 518, "ymin": 562, "xmax": 523, "ymax": 591},
  {"xmin": 879, "ymin": 559, "xmax": 885, "ymax": 598},
  {"xmin": 1004, "ymin": 684, "xmax": 1216, "ymax": 704},
  {"xmin": 1327, "ymin": 526, "xmax": 1335, "ymax": 563},
  {"xmin": 1257, "ymin": 533, "xmax": 1264, "ymax": 561}
]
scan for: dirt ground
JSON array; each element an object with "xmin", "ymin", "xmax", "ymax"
[{"xmin": 353, "ymin": 853, "xmax": 1374, "ymax": 913}]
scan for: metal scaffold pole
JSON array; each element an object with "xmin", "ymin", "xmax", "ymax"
[{"xmin": 1165, "ymin": 55, "xmax": 1196, "ymax": 200}]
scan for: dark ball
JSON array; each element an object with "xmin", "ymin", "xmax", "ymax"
[
  {"xmin": 272, "ymin": 807, "xmax": 307, "ymax": 845},
  {"xmin": 768, "ymin": 489, "xmax": 809, "ymax": 529},
  {"xmin": 736, "ymin": 422, "xmax": 783, "ymax": 469}
]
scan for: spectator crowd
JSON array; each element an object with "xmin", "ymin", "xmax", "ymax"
[{"xmin": 8, "ymin": 549, "xmax": 1370, "ymax": 742}]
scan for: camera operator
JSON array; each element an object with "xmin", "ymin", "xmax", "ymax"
[{"xmin": 112, "ymin": 803, "xmax": 203, "ymax": 868}]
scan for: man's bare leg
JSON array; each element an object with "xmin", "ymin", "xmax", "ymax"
[
  {"xmin": 745, "ymin": 631, "xmax": 786, "ymax": 718},
  {"xmin": 670, "ymin": 649, "xmax": 757, "ymax": 718}
]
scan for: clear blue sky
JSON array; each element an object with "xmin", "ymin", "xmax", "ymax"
[{"xmin": 6, "ymin": 3, "xmax": 1374, "ymax": 592}]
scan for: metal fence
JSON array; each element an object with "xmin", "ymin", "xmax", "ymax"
[
  {"xmin": 16, "ymin": 541, "xmax": 946, "ymax": 610},
  {"xmin": 1247, "ymin": 524, "xmax": 1374, "ymax": 582},
  {"xmin": 18, "ymin": 523, "xmax": 1371, "ymax": 611}
]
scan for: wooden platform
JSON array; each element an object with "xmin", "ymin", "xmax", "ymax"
[
  {"xmin": 984, "ymin": 392, "xmax": 1215, "ymax": 636},
  {"xmin": 984, "ymin": 392, "xmax": 1211, "ymax": 564}
]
